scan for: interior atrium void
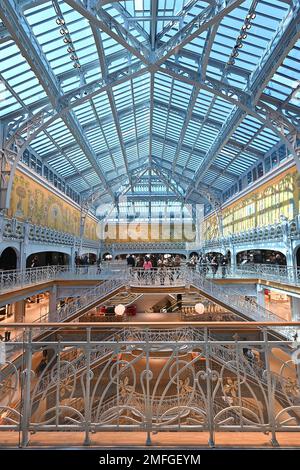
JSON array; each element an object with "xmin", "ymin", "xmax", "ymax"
[{"xmin": 0, "ymin": 0, "xmax": 300, "ymax": 456}]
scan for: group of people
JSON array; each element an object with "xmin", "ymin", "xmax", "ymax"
[
  {"xmin": 198, "ymin": 254, "xmax": 229, "ymax": 278},
  {"xmin": 126, "ymin": 253, "xmax": 230, "ymax": 278},
  {"xmin": 74, "ymin": 253, "xmax": 102, "ymax": 272},
  {"xmin": 126, "ymin": 254, "xmax": 183, "ymax": 285},
  {"xmin": 126, "ymin": 254, "xmax": 182, "ymax": 270}
]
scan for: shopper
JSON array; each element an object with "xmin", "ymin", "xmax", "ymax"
[{"xmin": 4, "ymin": 328, "xmax": 11, "ymax": 342}]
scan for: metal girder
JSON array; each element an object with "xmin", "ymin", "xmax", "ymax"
[
  {"xmin": 200, "ymin": 22, "xmax": 220, "ymax": 81},
  {"xmin": 1, "ymin": 49, "xmax": 137, "ymax": 121},
  {"xmin": 151, "ymin": 156, "xmax": 223, "ymax": 197},
  {"xmin": 64, "ymin": 0, "xmax": 150, "ymax": 65},
  {"xmin": 168, "ymin": 47, "xmax": 251, "ymax": 80},
  {"xmin": 0, "ymin": 22, "xmax": 9, "ymax": 43},
  {"xmin": 92, "ymin": 26, "xmax": 132, "ymax": 186},
  {"xmin": 152, "ymin": 133, "xmax": 239, "ymax": 182},
  {"xmin": 1, "ymin": 60, "xmax": 150, "ymax": 206},
  {"xmin": 156, "ymin": 0, "xmax": 208, "ymax": 42},
  {"xmin": 0, "ymin": 71, "xmax": 92, "ymax": 187},
  {"xmin": 79, "ymin": 164, "xmax": 149, "ymax": 197},
  {"xmin": 149, "ymin": 73, "xmax": 154, "ymax": 166},
  {"xmin": 171, "ymin": 70, "xmax": 201, "ymax": 173},
  {"xmin": 56, "ymin": 134, "xmax": 150, "ymax": 172},
  {"xmin": 1, "ymin": 57, "xmax": 148, "ymax": 173},
  {"xmin": 155, "ymin": 0, "xmax": 244, "ymax": 65},
  {"xmin": 41, "ymin": 97, "xmax": 224, "ymax": 163},
  {"xmin": 188, "ymin": 1, "xmax": 300, "ymax": 192},
  {"xmin": 150, "ymin": 0, "xmax": 158, "ymax": 50},
  {"xmin": 151, "ymin": 157, "xmax": 223, "ymax": 235},
  {"xmin": 113, "ymin": 2, "xmax": 150, "ymax": 42},
  {"xmin": 209, "ymin": 124, "xmax": 266, "ymax": 188},
  {"xmin": 116, "ymin": 166, "xmax": 150, "ymax": 200},
  {"xmin": 161, "ymin": 59, "xmax": 300, "ymax": 172},
  {"xmin": 0, "ymin": 0, "xmax": 116, "ymax": 202},
  {"xmin": 151, "ymin": 165, "xmax": 185, "ymax": 200}
]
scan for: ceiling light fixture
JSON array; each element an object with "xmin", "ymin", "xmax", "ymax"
[
  {"xmin": 56, "ymin": 18, "xmax": 65, "ymax": 25},
  {"xmin": 60, "ymin": 28, "xmax": 69, "ymax": 35}
]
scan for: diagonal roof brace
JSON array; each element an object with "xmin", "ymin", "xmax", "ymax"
[
  {"xmin": 0, "ymin": 0, "xmax": 115, "ymax": 199},
  {"xmin": 188, "ymin": 0, "xmax": 300, "ymax": 193}
]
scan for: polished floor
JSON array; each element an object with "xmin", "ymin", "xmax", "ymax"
[{"xmin": 0, "ymin": 431, "xmax": 299, "ymax": 448}]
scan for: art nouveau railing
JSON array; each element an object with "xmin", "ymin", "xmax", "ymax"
[
  {"xmin": 186, "ymin": 270, "xmax": 289, "ymax": 327},
  {"xmin": 0, "ymin": 215, "xmax": 99, "ymax": 248},
  {"xmin": 0, "ymin": 265, "xmax": 69, "ymax": 293},
  {"xmin": 127, "ymin": 267, "xmax": 186, "ymax": 287},
  {"xmin": 7, "ymin": 278, "xmax": 125, "ymax": 348},
  {"xmin": 125, "ymin": 268, "xmax": 291, "ymax": 332},
  {"xmin": 203, "ymin": 217, "xmax": 300, "ymax": 249},
  {"xmin": 0, "ymin": 265, "xmax": 292, "ymax": 332},
  {"xmin": 2, "ymin": 326, "xmax": 296, "ymax": 419},
  {"xmin": 2, "ymin": 262, "xmax": 300, "ymax": 296},
  {"xmin": 204, "ymin": 263, "xmax": 300, "ymax": 285},
  {"xmin": 0, "ymin": 264, "xmax": 127, "ymax": 294},
  {"xmin": 57, "ymin": 278, "xmax": 124, "ymax": 322},
  {"xmin": 0, "ymin": 324, "xmax": 299, "ymax": 447},
  {"xmin": 124, "ymin": 327, "xmax": 296, "ymax": 399}
]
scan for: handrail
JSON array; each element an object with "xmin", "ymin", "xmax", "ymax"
[
  {"xmin": 1, "ymin": 262, "xmax": 300, "ymax": 296},
  {"xmin": 8, "ymin": 278, "xmax": 126, "ymax": 346},
  {"xmin": 123, "ymin": 327, "xmax": 296, "ymax": 400},
  {"xmin": 187, "ymin": 270, "xmax": 287, "ymax": 324}
]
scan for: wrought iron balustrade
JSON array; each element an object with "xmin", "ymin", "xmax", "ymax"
[
  {"xmin": 203, "ymin": 217, "xmax": 300, "ymax": 249},
  {"xmin": 0, "ymin": 323, "xmax": 299, "ymax": 447},
  {"xmin": 203, "ymin": 263, "xmax": 299, "ymax": 283},
  {"xmin": 186, "ymin": 270, "xmax": 289, "ymax": 327},
  {"xmin": 0, "ymin": 215, "xmax": 99, "ymax": 248},
  {"xmin": 0, "ymin": 265, "xmax": 69, "ymax": 293},
  {"xmin": 127, "ymin": 267, "xmax": 187, "ymax": 287}
]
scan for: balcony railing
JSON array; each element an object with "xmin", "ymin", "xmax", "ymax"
[
  {"xmin": 0, "ymin": 323, "xmax": 299, "ymax": 447},
  {"xmin": 0, "ymin": 265, "xmax": 294, "ymax": 335},
  {"xmin": 0, "ymin": 215, "xmax": 99, "ymax": 248},
  {"xmin": 203, "ymin": 217, "xmax": 300, "ymax": 249},
  {"xmin": 203, "ymin": 263, "xmax": 300, "ymax": 286}
]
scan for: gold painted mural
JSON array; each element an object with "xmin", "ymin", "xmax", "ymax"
[
  {"xmin": 203, "ymin": 166, "xmax": 297, "ymax": 240},
  {"xmin": 9, "ymin": 170, "xmax": 98, "ymax": 240}
]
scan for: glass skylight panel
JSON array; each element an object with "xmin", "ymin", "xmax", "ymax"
[{"xmin": 0, "ymin": 0, "xmax": 297, "ymax": 202}]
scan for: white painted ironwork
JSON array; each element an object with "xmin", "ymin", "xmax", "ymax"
[{"xmin": 0, "ymin": 324, "xmax": 299, "ymax": 447}]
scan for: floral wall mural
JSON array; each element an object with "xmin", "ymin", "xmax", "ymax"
[
  {"xmin": 8, "ymin": 170, "xmax": 98, "ymax": 240},
  {"xmin": 203, "ymin": 165, "xmax": 297, "ymax": 240}
]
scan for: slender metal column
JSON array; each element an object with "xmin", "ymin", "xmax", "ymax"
[
  {"xmin": 20, "ymin": 328, "xmax": 32, "ymax": 447},
  {"xmin": 263, "ymin": 328, "xmax": 279, "ymax": 447},
  {"xmin": 84, "ymin": 327, "xmax": 92, "ymax": 445},
  {"xmin": 204, "ymin": 327, "xmax": 215, "ymax": 447},
  {"xmin": 145, "ymin": 328, "xmax": 152, "ymax": 445}
]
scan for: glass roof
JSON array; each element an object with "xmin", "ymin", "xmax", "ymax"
[{"xmin": 0, "ymin": 0, "xmax": 299, "ymax": 209}]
